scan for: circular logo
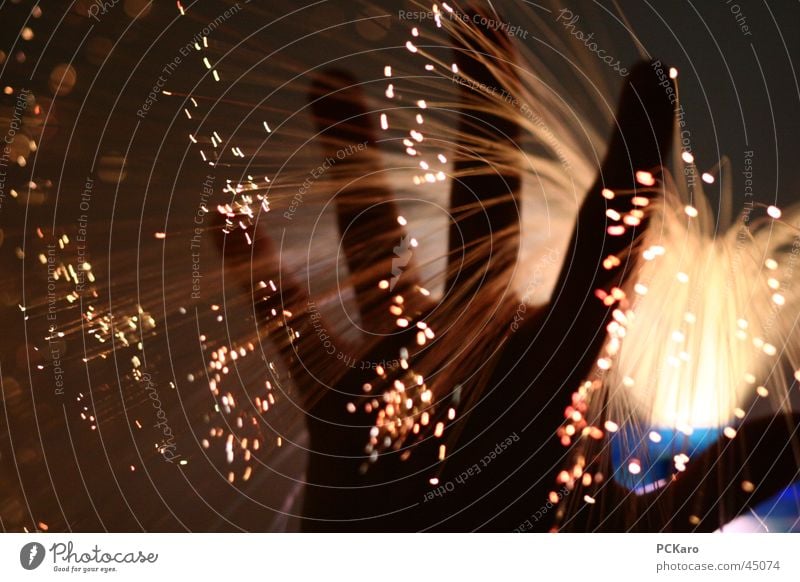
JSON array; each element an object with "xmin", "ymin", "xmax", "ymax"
[{"xmin": 19, "ymin": 542, "xmax": 46, "ymax": 570}]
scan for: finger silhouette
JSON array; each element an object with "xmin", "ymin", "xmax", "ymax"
[
  {"xmin": 309, "ymin": 71, "xmax": 419, "ymax": 333},
  {"xmin": 548, "ymin": 60, "xmax": 675, "ymax": 364},
  {"xmin": 212, "ymin": 213, "xmax": 333, "ymax": 402}
]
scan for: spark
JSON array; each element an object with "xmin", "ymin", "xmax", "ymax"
[{"xmin": 635, "ymin": 171, "xmax": 656, "ymax": 186}]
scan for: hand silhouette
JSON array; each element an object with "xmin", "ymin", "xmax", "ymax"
[{"xmin": 215, "ymin": 9, "xmax": 800, "ymax": 532}]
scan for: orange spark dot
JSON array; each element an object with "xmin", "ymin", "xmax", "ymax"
[
  {"xmin": 602, "ymin": 255, "xmax": 621, "ymax": 270},
  {"xmin": 635, "ymin": 171, "xmax": 656, "ymax": 186}
]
